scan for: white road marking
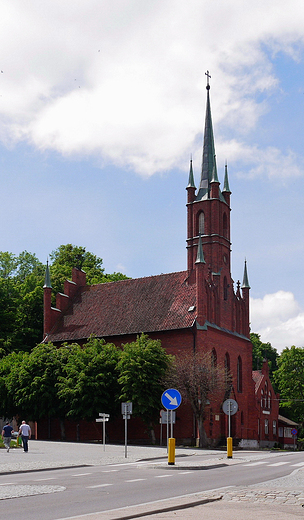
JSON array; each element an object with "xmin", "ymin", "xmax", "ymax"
[
  {"xmin": 154, "ymin": 474, "xmax": 173, "ymax": 478},
  {"xmin": 102, "ymin": 469, "xmax": 119, "ymax": 473},
  {"xmin": 125, "ymin": 478, "xmax": 146, "ymax": 483},
  {"xmin": 268, "ymin": 462, "xmax": 290, "ymax": 467},
  {"xmin": 291, "ymin": 462, "xmax": 304, "ymax": 467},
  {"xmin": 87, "ymin": 483, "xmax": 113, "ymax": 489},
  {"xmin": 243, "ymin": 461, "xmax": 268, "ymax": 466},
  {"xmin": 72, "ymin": 473, "xmax": 92, "ymax": 477},
  {"xmin": 34, "ymin": 477, "xmax": 56, "ymax": 481},
  {"xmin": 178, "ymin": 471, "xmax": 193, "ymax": 475}
]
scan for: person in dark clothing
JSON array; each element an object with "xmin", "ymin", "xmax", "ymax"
[{"xmin": 2, "ymin": 421, "xmax": 14, "ymax": 452}]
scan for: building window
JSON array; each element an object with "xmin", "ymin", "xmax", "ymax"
[
  {"xmin": 273, "ymin": 420, "xmax": 277, "ymax": 435},
  {"xmin": 223, "ymin": 213, "xmax": 228, "ymax": 238},
  {"xmin": 265, "ymin": 419, "xmax": 269, "ymax": 435},
  {"xmin": 268, "ymin": 391, "xmax": 271, "ymax": 409},
  {"xmin": 278, "ymin": 427, "xmax": 283, "ymax": 437},
  {"xmin": 224, "ymin": 276, "xmax": 228, "ymax": 301},
  {"xmin": 198, "ymin": 212, "xmax": 205, "ymax": 235},
  {"xmin": 211, "ymin": 348, "xmax": 217, "ymax": 367},
  {"xmin": 237, "ymin": 356, "xmax": 242, "ymax": 393},
  {"xmin": 264, "ymin": 382, "xmax": 268, "ymax": 408},
  {"xmin": 261, "ymin": 389, "xmax": 264, "ymax": 408}
]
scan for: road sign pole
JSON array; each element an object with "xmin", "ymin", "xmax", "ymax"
[
  {"xmin": 124, "ymin": 414, "xmax": 127, "ymax": 458},
  {"xmin": 170, "ymin": 409, "xmax": 173, "ymax": 438},
  {"xmin": 103, "ymin": 419, "xmax": 106, "ymax": 452}
]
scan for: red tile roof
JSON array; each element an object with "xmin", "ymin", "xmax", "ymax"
[
  {"xmin": 252, "ymin": 370, "xmax": 264, "ymax": 392},
  {"xmin": 46, "ymin": 271, "xmax": 197, "ymax": 343}
]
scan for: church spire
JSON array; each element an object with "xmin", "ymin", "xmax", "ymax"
[
  {"xmin": 187, "ymin": 157, "xmax": 196, "ymax": 188},
  {"xmin": 223, "ymin": 162, "xmax": 231, "ymax": 193},
  {"xmin": 43, "ymin": 259, "xmax": 52, "ymax": 288},
  {"xmin": 241, "ymin": 259, "xmax": 250, "ymax": 289},
  {"xmin": 196, "ymin": 71, "xmax": 217, "ymax": 201},
  {"xmin": 195, "ymin": 234, "xmax": 206, "ymax": 264}
]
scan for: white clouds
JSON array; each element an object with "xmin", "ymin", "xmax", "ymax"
[
  {"xmin": 1, "ymin": 0, "xmax": 304, "ymax": 175},
  {"xmin": 250, "ymin": 291, "xmax": 304, "ymax": 353}
]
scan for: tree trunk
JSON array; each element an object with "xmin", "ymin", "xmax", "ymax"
[
  {"xmin": 59, "ymin": 418, "xmax": 66, "ymax": 441},
  {"xmin": 197, "ymin": 416, "xmax": 208, "ymax": 448}
]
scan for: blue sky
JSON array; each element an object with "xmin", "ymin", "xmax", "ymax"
[{"xmin": 1, "ymin": 0, "xmax": 304, "ymax": 352}]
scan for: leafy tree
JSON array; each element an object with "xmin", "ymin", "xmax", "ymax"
[
  {"xmin": 274, "ymin": 346, "xmax": 304, "ymax": 424},
  {"xmin": 117, "ymin": 334, "xmax": 173, "ymax": 443},
  {"xmin": 251, "ymin": 333, "xmax": 278, "ymax": 383},
  {"xmin": 0, "ymin": 350, "xmax": 25, "ymax": 419},
  {"xmin": 169, "ymin": 350, "xmax": 230, "ymax": 448},
  {"xmin": 57, "ymin": 337, "xmax": 121, "ymax": 423},
  {"xmin": 49, "ymin": 244, "xmax": 128, "ymax": 296}
]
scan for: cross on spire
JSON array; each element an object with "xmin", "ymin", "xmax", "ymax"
[{"xmin": 205, "ymin": 70, "xmax": 211, "ymax": 90}]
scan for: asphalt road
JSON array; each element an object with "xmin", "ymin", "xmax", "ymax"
[{"xmin": 2, "ymin": 450, "xmax": 304, "ymax": 519}]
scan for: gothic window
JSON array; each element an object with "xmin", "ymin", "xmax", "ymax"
[
  {"xmin": 224, "ymin": 276, "xmax": 228, "ymax": 300},
  {"xmin": 265, "ymin": 419, "xmax": 269, "ymax": 435},
  {"xmin": 264, "ymin": 382, "xmax": 268, "ymax": 408},
  {"xmin": 261, "ymin": 389, "xmax": 264, "ymax": 408},
  {"xmin": 273, "ymin": 420, "xmax": 277, "ymax": 435},
  {"xmin": 237, "ymin": 356, "xmax": 242, "ymax": 393},
  {"xmin": 225, "ymin": 352, "xmax": 230, "ymax": 371},
  {"xmin": 198, "ymin": 211, "xmax": 205, "ymax": 235},
  {"xmin": 211, "ymin": 348, "xmax": 217, "ymax": 367},
  {"xmin": 223, "ymin": 212, "xmax": 228, "ymax": 238},
  {"xmin": 268, "ymin": 391, "xmax": 271, "ymax": 409}
]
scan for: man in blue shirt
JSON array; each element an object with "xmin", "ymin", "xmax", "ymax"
[{"xmin": 2, "ymin": 422, "xmax": 14, "ymax": 452}]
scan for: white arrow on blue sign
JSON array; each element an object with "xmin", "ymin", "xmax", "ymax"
[{"xmin": 161, "ymin": 388, "xmax": 182, "ymax": 410}]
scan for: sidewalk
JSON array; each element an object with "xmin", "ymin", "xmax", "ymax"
[{"xmin": 0, "ymin": 441, "xmax": 304, "ymax": 519}]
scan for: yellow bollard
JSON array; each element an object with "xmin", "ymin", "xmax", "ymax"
[
  {"xmin": 168, "ymin": 437, "xmax": 175, "ymax": 465},
  {"xmin": 227, "ymin": 436, "xmax": 233, "ymax": 458}
]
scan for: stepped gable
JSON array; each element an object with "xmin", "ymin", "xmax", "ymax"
[{"xmin": 46, "ymin": 271, "xmax": 196, "ymax": 343}]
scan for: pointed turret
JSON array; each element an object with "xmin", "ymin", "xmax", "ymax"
[
  {"xmin": 210, "ymin": 155, "xmax": 220, "ymax": 199},
  {"xmin": 241, "ymin": 259, "xmax": 250, "ymax": 289},
  {"xmin": 186, "ymin": 158, "xmax": 196, "ymax": 204},
  {"xmin": 43, "ymin": 259, "xmax": 52, "ymax": 288},
  {"xmin": 241, "ymin": 259, "xmax": 250, "ymax": 338},
  {"xmin": 195, "ymin": 234, "xmax": 206, "ymax": 264},
  {"xmin": 222, "ymin": 162, "xmax": 231, "ymax": 205}
]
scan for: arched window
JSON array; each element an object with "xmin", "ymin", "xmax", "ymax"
[
  {"xmin": 237, "ymin": 356, "xmax": 242, "ymax": 393},
  {"xmin": 211, "ymin": 348, "xmax": 217, "ymax": 367},
  {"xmin": 198, "ymin": 212, "xmax": 205, "ymax": 235},
  {"xmin": 224, "ymin": 276, "xmax": 228, "ymax": 301},
  {"xmin": 225, "ymin": 352, "xmax": 230, "ymax": 371},
  {"xmin": 261, "ymin": 389, "xmax": 264, "ymax": 408},
  {"xmin": 264, "ymin": 382, "xmax": 268, "ymax": 408},
  {"xmin": 268, "ymin": 391, "xmax": 271, "ymax": 409},
  {"xmin": 223, "ymin": 213, "xmax": 228, "ymax": 238}
]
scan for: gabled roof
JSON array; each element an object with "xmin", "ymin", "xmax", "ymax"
[
  {"xmin": 45, "ymin": 271, "xmax": 197, "ymax": 343},
  {"xmin": 252, "ymin": 370, "xmax": 264, "ymax": 392}
]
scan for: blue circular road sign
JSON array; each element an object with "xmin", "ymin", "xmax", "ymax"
[{"xmin": 161, "ymin": 388, "xmax": 182, "ymax": 410}]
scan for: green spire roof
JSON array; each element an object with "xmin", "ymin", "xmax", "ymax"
[
  {"xmin": 196, "ymin": 85, "xmax": 216, "ymax": 201},
  {"xmin": 210, "ymin": 155, "xmax": 219, "ymax": 183},
  {"xmin": 241, "ymin": 259, "xmax": 250, "ymax": 289},
  {"xmin": 187, "ymin": 158, "xmax": 196, "ymax": 188},
  {"xmin": 195, "ymin": 234, "xmax": 206, "ymax": 264},
  {"xmin": 223, "ymin": 162, "xmax": 231, "ymax": 193},
  {"xmin": 43, "ymin": 260, "xmax": 52, "ymax": 289}
]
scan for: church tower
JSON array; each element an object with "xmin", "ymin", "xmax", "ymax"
[{"xmin": 186, "ymin": 72, "xmax": 249, "ymax": 337}]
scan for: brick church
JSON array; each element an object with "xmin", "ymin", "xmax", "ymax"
[{"xmin": 43, "ymin": 78, "xmax": 279, "ymax": 447}]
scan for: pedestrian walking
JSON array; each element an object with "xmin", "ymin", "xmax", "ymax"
[
  {"xmin": 18, "ymin": 420, "xmax": 31, "ymax": 452},
  {"xmin": 2, "ymin": 421, "xmax": 14, "ymax": 452}
]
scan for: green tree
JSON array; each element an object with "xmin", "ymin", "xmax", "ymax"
[
  {"xmin": 57, "ymin": 337, "xmax": 121, "ymax": 424},
  {"xmin": 251, "ymin": 333, "xmax": 278, "ymax": 382},
  {"xmin": 49, "ymin": 244, "xmax": 128, "ymax": 296},
  {"xmin": 0, "ymin": 350, "xmax": 25, "ymax": 419},
  {"xmin": 117, "ymin": 334, "xmax": 173, "ymax": 443},
  {"xmin": 274, "ymin": 346, "xmax": 304, "ymax": 424}
]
